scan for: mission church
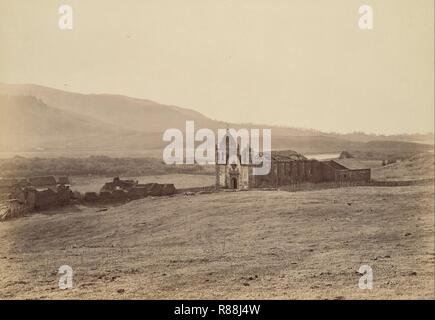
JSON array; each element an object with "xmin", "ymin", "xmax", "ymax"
[{"xmin": 215, "ymin": 131, "xmax": 371, "ymax": 190}]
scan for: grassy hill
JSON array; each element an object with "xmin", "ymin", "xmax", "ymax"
[
  {"xmin": 372, "ymin": 153, "xmax": 434, "ymax": 181},
  {"xmin": 0, "ymin": 95, "xmax": 167, "ymax": 152},
  {"xmin": 0, "ymin": 83, "xmax": 212, "ymax": 133}
]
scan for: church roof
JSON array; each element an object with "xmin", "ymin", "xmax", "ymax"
[
  {"xmin": 28, "ymin": 176, "xmax": 57, "ymax": 187},
  {"xmin": 330, "ymin": 159, "xmax": 370, "ymax": 170},
  {"xmin": 270, "ymin": 150, "xmax": 307, "ymax": 161}
]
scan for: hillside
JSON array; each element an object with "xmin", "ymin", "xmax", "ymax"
[
  {"xmin": 372, "ymin": 153, "xmax": 435, "ymax": 181},
  {"xmin": 0, "ymin": 95, "xmax": 115, "ymax": 150},
  {"xmin": 0, "ymin": 95, "xmax": 164, "ymax": 152},
  {"xmin": 0, "ymin": 83, "xmax": 217, "ymax": 133},
  {"xmin": 0, "ymin": 83, "xmax": 432, "ymax": 156}
]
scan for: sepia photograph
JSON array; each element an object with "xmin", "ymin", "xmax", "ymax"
[{"xmin": 0, "ymin": 0, "xmax": 433, "ymax": 309}]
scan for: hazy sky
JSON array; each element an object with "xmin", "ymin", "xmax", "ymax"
[{"xmin": 0, "ymin": 0, "xmax": 433, "ymax": 134}]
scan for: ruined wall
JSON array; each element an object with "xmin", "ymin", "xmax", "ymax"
[
  {"xmin": 57, "ymin": 186, "xmax": 72, "ymax": 205},
  {"xmin": 251, "ymin": 159, "xmax": 349, "ymax": 188},
  {"xmin": 25, "ymin": 189, "xmax": 36, "ymax": 210},
  {"xmin": 95, "ymin": 182, "xmax": 178, "ymax": 203},
  {"xmin": 84, "ymin": 192, "xmax": 99, "ymax": 202},
  {"xmin": 253, "ymin": 160, "xmax": 316, "ymax": 187},
  {"xmin": 112, "ymin": 190, "xmax": 127, "ymax": 201},
  {"xmin": 335, "ymin": 169, "xmax": 370, "ymax": 183},
  {"xmin": 127, "ymin": 187, "xmax": 148, "ymax": 199},
  {"xmin": 35, "ymin": 189, "xmax": 59, "ymax": 209},
  {"xmin": 320, "ymin": 162, "xmax": 338, "ymax": 182}
]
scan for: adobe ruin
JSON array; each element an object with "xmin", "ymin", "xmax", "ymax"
[{"xmin": 215, "ymin": 132, "xmax": 371, "ymax": 190}]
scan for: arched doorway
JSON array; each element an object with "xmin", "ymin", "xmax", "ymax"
[{"xmin": 231, "ymin": 177, "xmax": 238, "ymax": 189}]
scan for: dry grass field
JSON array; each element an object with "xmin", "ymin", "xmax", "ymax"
[{"xmin": 0, "ymin": 184, "xmax": 433, "ymax": 299}]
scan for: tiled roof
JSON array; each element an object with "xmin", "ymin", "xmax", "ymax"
[
  {"xmin": 331, "ymin": 159, "xmax": 370, "ymax": 170},
  {"xmin": 28, "ymin": 176, "xmax": 57, "ymax": 187}
]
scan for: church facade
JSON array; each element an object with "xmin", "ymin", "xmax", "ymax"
[{"xmin": 214, "ymin": 130, "xmax": 252, "ymax": 190}]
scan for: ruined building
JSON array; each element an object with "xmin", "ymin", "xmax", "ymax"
[
  {"xmin": 96, "ymin": 177, "xmax": 177, "ymax": 203},
  {"xmin": 101, "ymin": 177, "xmax": 138, "ymax": 192},
  {"xmin": 215, "ymin": 133, "xmax": 370, "ymax": 190},
  {"xmin": 0, "ymin": 176, "xmax": 73, "ymax": 220},
  {"xmin": 215, "ymin": 130, "xmax": 252, "ymax": 190}
]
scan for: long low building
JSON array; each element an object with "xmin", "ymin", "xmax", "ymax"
[{"xmin": 216, "ymin": 131, "xmax": 370, "ymax": 190}]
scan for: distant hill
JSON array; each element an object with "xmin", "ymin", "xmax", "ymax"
[
  {"xmin": 345, "ymin": 140, "xmax": 433, "ymax": 160},
  {"xmin": 0, "ymin": 95, "xmax": 162, "ymax": 152},
  {"xmin": 0, "ymin": 83, "xmax": 432, "ymax": 157},
  {"xmin": 329, "ymin": 131, "xmax": 433, "ymax": 144},
  {"xmin": 372, "ymin": 153, "xmax": 434, "ymax": 181},
  {"xmin": 0, "ymin": 83, "xmax": 215, "ymax": 133}
]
